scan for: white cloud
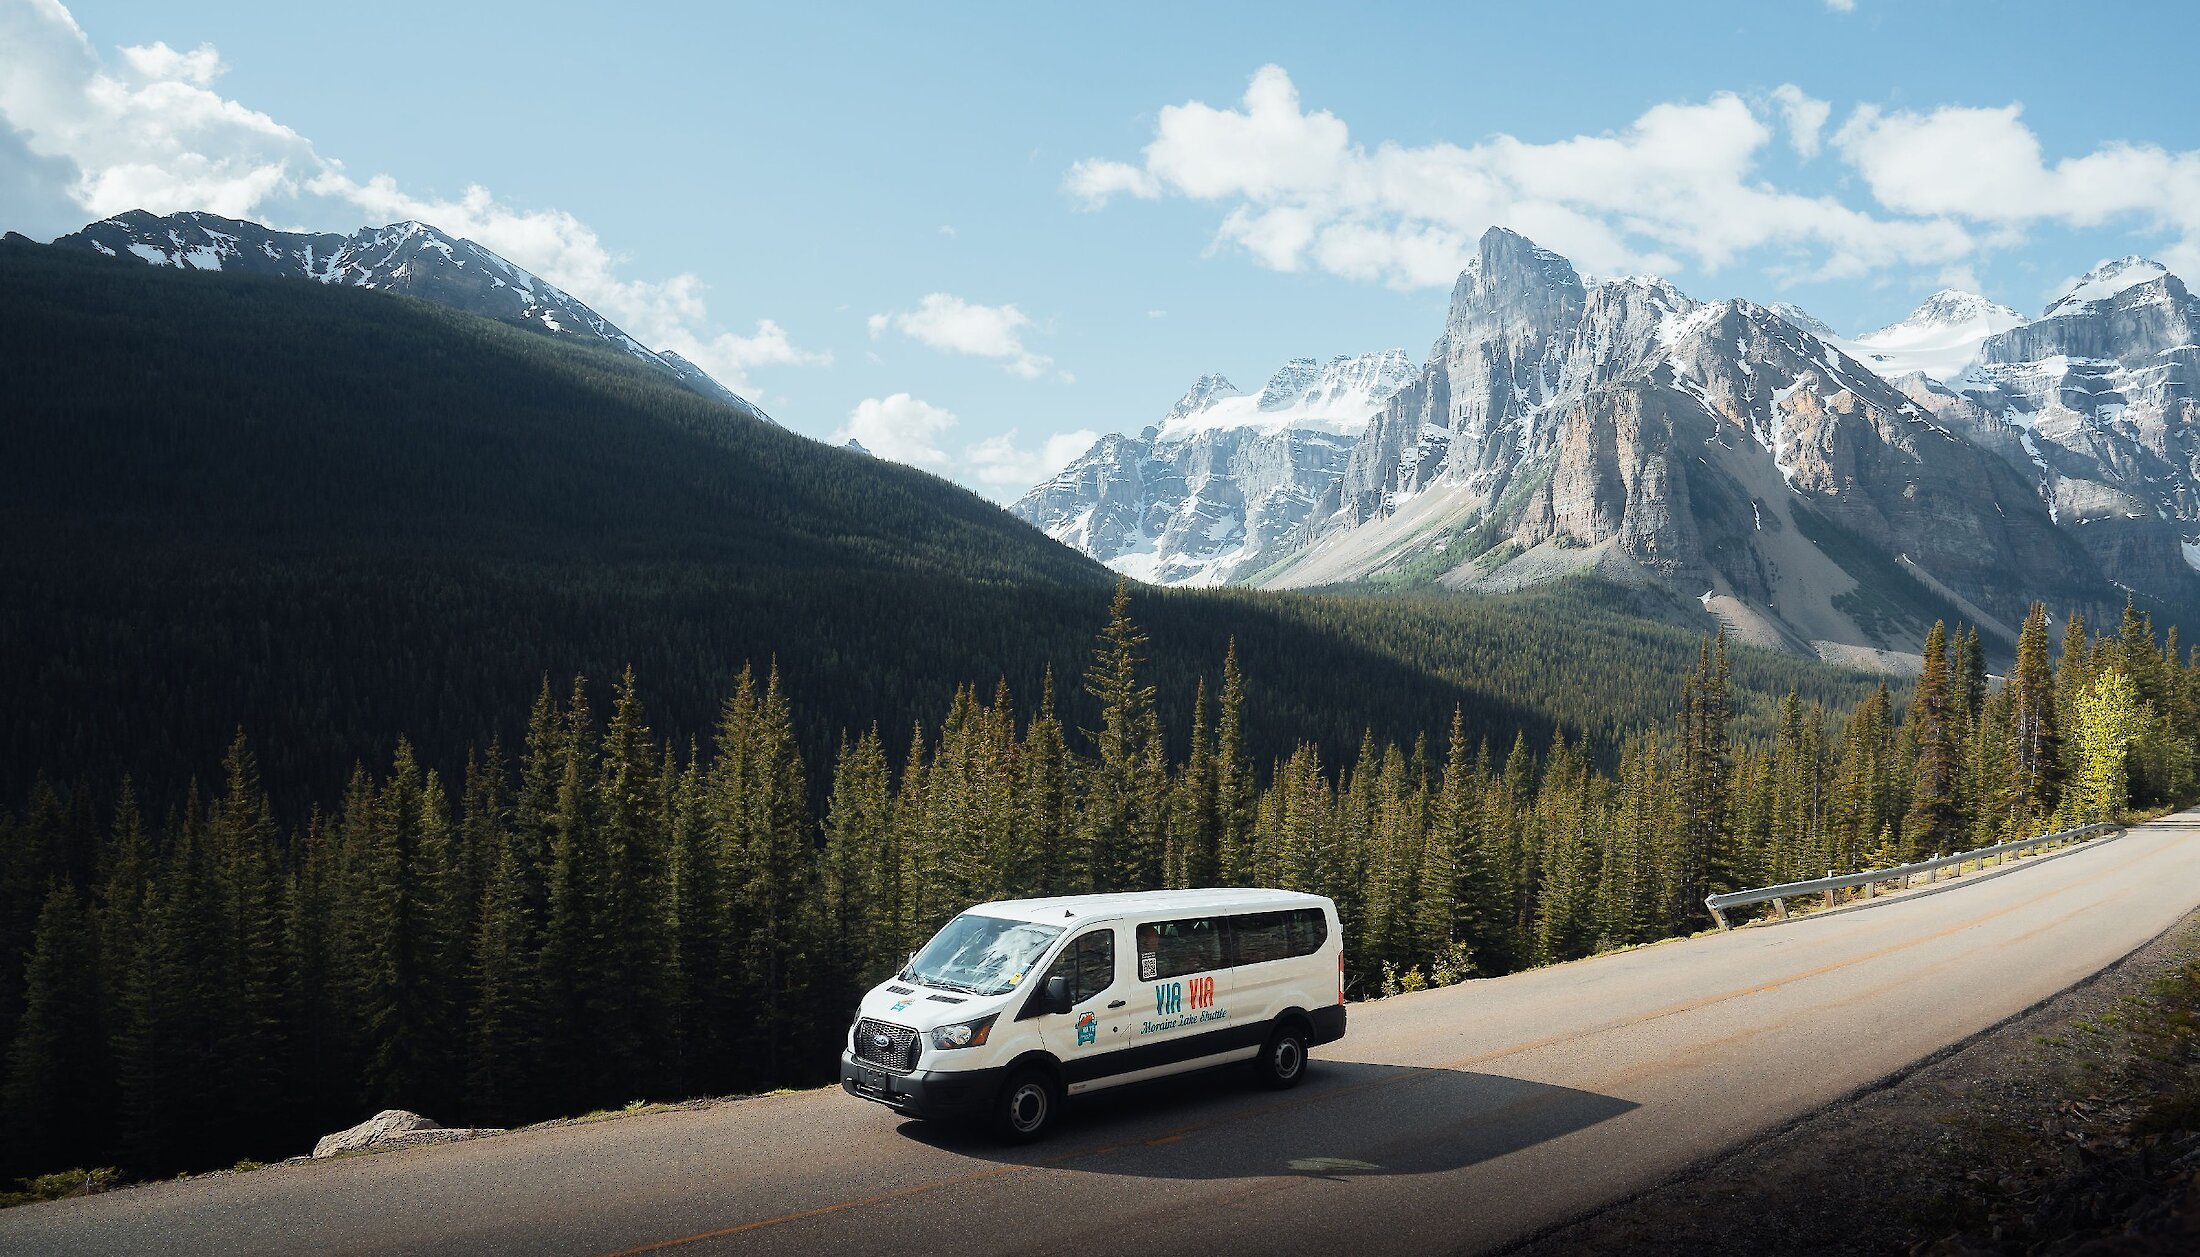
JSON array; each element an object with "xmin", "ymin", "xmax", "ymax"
[
  {"xmin": 870, "ymin": 292, "xmax": 1054, "ymax": 378},
  {"xmin": 834, "ymin": 393, "xmax": 958, "ymax": 469},
  {"xmin": 1770, "ymin": 84, "xmax": 1831, "ymax": 159},
  {"xmin": 116, "ymin": 40, "xmax": 221, "ymax": 87},
  {"xmin": 1826, "ymin": 0, "xmax": 1856, "ymax": 13},
  {"xmin": 1833, "ymin": 102, "xmax": 2200, "ymax": 290},
  {"xmin": 963, "ymin": 428, "xmax": 1100, "ymax": 498},
  {"xmin": 0, "ymin": 3, "xmax": 318, "ymax": 224},
  {"xmin": 1068, "ymin": 65, "xmax": 1974, "ymax": 287},
  {"xmin": 1062, "ymin": 157, "xmax": 1160, "ymax": 208},
  {"xmin": 0, "ymin": 1, "xmax": 825, "ymax": 398}
]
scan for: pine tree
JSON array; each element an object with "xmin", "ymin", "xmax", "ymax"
[
  {"xmin": 1953, "ymin": 626, "xmax": 1987, "ymax": 726},
  {"xmin": 2009, "ymin": 603, "xmax": 2061, "ymax": 830},
  {"xmin": 469, "ymin": 795, "xmax": 542, "ymax": 1122},
  {"xmin": 2056, "ymin": 610, "xmax": 2094, "ymax": 791},
  {"xmin": 1168, "ymin": 676, "xmax": 1218, "ymax": 889},
  {"xmin": 1902, "ymin": 622, "xmax": 1963, "ymax": 856},
  {"xmin": 1213, "ymin": 641, "xmax": 1255, "ymax": 883},
  {"xmin": 354, "ymin": 740, "xmax": 458, "ymax": 1112},
  {"xmin": 1673, "ymin": 632, "xmax": 1732, "ymax": 927},
  {"xmin": 728, "ymin": 666, "xmax": 815, "ymax": 1085},
  {"xmin": 539, "ymin": 677, "xmax": 603, "ymax": 1099},
  {"xmin": 1018, "ymin": 672, "xmax": 1076, "ymax": 896},
  {"xmin": 3, "ymin": 886, "xmax": 105, "ymax": 1176},
  {"xmin": 1080, "ymin": 579, "xmax": 1164, "ymax": 892},
  {"xmin": 594, "ymin": 667, "xmax": 673, "ymax": 1094},
  {"xmin": 820, "ymin": 727, "xmax": 891, "ymax": 1007},
  {"xmin": 207, "ymin": 733, "xmax": 288, "ymax": 1136}
]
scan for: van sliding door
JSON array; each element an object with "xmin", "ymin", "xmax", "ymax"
[{"xmin": 1122, "ymin": 915, "xmax": 1250, "ymax": 1079}]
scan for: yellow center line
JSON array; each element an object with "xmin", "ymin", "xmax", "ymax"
[{"xmin": 594, "ymin": 833, "xmax": 2171, "ymax": 1255}]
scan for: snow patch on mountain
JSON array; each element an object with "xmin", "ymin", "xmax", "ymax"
[{"xmin": 1155, "ymin": 350, "xmax": 1414, "ymax": 439}]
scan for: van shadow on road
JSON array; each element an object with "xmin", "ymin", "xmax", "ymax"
[{"xmin": 898, "ymin": 1061, "xmax": 1637, "ymax": 1181}]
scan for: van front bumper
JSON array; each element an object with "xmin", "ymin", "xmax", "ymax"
[{"xmin": 840, "ymin": 1052, "xmax": 1003, "ymax": 1120}]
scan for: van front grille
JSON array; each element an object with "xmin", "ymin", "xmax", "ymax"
[{"xmin": 854, "ymin": 1019, "xmax": 920, "ymax": 1074}]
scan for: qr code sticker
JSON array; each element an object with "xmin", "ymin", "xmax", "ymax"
[{"xmin": 1139, "ymin": 953, "xmax": 1158, "ymax": 980}]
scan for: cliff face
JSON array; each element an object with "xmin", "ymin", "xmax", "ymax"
[{"xmin": 1264, "ymin": 236, "xmax": 2133, "ymax": 659}]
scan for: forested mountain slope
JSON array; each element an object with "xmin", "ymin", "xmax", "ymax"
[{"xmin": 0, "ymin": 241, "xmax": 1880, "ymax": 805}]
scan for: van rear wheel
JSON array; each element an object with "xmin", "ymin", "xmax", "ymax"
[
  {"xmin": 993, "ymin": 1067, "xmax": 1059, "ymax": 1143},
  {"xmin": 1256, "ymin": 1023, "xmax": 1309, "ymax": 1089}
]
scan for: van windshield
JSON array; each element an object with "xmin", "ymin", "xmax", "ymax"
[{"xmin": 903, "ymin": 914, "xmax": 1065, "ymax": 996}]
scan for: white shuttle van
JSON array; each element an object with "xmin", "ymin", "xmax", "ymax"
[{"xmin": 840, "ymin": 887, "xmax": 1346, "ymax": 1141}]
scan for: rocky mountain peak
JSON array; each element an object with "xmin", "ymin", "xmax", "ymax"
[
  {"xmin": 1296, "ymin": 350, "xmax": 1416, "ymax": 411},
  {"xmin": 1767, "ymin": 302, "xmax": 1837, "ymax": 339},
  {"xmin": 1164, "ymin": 373, "xmax": 1243, "ymax": 425},
  {"xmin": 1449, "ymin": 226, "xmax": 1587, "ymax": 336},
  {"xmin": 1258, "ymin": 357, "xmax": 1325, "ymax": 410},
  {"xmin": 2043, "ymin": 256, "xmax": 2175, "ymax": 318}
]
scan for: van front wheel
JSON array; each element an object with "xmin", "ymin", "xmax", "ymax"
[
  {"xmin": 1256, "ymin": 1024, "xmax": 1309, "ymax": 1089},
  {"xmin": 993, "ymin": 1067, "xmax": 1059, "ymax": 1143}
]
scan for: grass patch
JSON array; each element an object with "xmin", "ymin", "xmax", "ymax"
[
  {"xmin": 0, "ymin": 1167, "xmax": 123, "ymax": 1210},
  {"xmin": 1366, "ymin": 512, "xmax": 1497, "ymax": 590},
  {"xmin": 568, "ymin": 1099, "xmax": 678, "ymax": 1125}
]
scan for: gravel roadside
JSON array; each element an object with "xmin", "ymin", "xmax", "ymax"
[{"xmin": 1497, "ymin": 907, "xmax": 2200, "ymax": 1256}]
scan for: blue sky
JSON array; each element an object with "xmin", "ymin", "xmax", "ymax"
[{"xmin": 5, "ymin": 0, "xmax": 2198, "ymax": 498}]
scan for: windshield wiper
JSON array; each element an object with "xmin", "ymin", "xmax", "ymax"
[{"xmin": 911, "ymin": 975, "xmax": 989, "ymax": 995}]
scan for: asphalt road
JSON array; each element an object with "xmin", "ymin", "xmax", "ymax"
[{"xmin": 9, "ymin": 811, "xmax": 2200, "ymax": 1257}]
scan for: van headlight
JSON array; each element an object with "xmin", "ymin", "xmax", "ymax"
[{"xmin": 928, "ymin": 1014, "xmax": 998, "ymax": 1050}]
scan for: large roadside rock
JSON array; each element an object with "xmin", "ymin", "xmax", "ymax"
[{"xmin": 311, "ymin": 1110, "xmax": 504, "ymax": 1159}]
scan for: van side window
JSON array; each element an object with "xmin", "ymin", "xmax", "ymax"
[
  {"xmin": 1286, "ymin": 907, "xmax": 1328, "ymax": 958},
  {"xmin": 1228, "ymin": 911, "xmax": 1290, "ymax": 966},
  {"xmin": 1138, "ymin": 917, "xmax": 1221, "ymax": 980},
  {"xmin": 1043, "ymin": 930, "xmax": 1116, "ymax": 1006}
]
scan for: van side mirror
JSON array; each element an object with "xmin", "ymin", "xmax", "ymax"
[{"xmin": 1044, "ymin": 975, "xmax": 1072, "ymax": 1015}]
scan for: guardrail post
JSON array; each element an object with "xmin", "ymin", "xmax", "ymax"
[
  {"xmin": 1772, "ymin": 897, "xmax": 1787, "ymax": 920},
  {"xmin": 1708, "ymin": 903, "xmax": 1729, "ymax": 932},
  {"xmin": 1824, "ymin": 871, "xmax": 1835, "ymax": 910}
]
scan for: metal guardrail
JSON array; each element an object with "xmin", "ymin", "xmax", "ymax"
[{"xmin": 1705, "ymin": 821, "xmax": 2124, "ymax": 930}]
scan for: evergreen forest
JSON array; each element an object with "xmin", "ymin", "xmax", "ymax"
[{"xmin": 4, "ymin": 586, "xmax": 2195, "ymax": 1184}]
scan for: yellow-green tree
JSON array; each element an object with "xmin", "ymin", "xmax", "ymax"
[{"xmin": 2069, "ymin": 668, "xmax": 2143, "ymax": 822}]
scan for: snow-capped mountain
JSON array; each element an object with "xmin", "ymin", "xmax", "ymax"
[
  {"xmin": 1770, "ymin": 289, "xmax": 2025, "ymax": 384},
  {"xmin": 2042, "ymin": 256, "xmax": 2172, "ymax": 318},
  {"xmin": 1846, "ymin": 290, "xmax": 2026, "ymax": 383},
  {"xmin": 51, "ymin": 210, "xmax": 773, "ymax": 425},
  {"xmin": 1952, "ymin": 256, "xmax": 2200, "ymax": 587},
  {"xmin": 1011, "ymin": 353, "xmax": 1412, "ymax": 585},
  {"xmin": 1018, "ymin": 226, "xmax": 2183, "ymax": 665}
]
